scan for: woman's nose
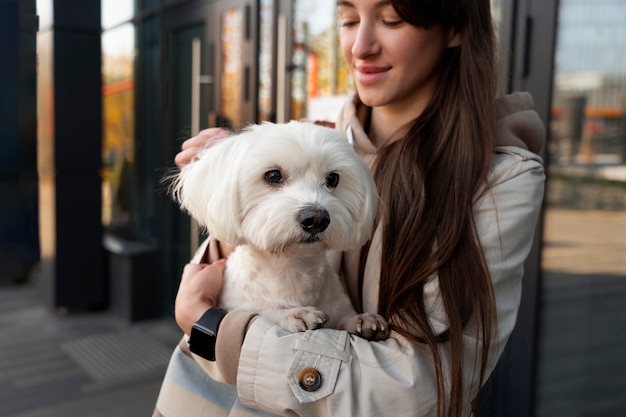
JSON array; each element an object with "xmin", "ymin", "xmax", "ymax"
[{"xmin": 351, "ymin": 22, "xmax": 380, "ymax": 59}]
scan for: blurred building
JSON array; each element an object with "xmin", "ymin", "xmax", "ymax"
[{"xmin": 550, "ymin": 0, "xmax": 626, "ymax": 166}]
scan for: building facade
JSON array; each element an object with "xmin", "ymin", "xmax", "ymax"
[{"xmin": 0, "ymin": 0, "xmax": 38, "ymax": 285}]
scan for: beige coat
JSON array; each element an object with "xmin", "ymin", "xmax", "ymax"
[{"xmin": 154, "ymin": 92, "xmax": 546, "ymax": 417}]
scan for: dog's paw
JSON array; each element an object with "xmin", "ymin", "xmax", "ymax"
[
  {"xmin": 279, "ymin": 307, "xmax": 330, "ymax": 333},
  {"xmin": 344, "ymin": 313, "xmax": 390, "ymax": 341}
]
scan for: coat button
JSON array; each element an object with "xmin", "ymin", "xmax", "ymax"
[{"xmin": 298, "ymin": 367, "xmax": 322, "ymax": 392}]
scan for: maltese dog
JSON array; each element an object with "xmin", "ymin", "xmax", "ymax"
[{"xmin": 171, "ymin": 121, "xmax": 389, "ymax": 341}]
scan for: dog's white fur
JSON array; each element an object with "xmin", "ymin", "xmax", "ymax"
[{"xmin": 171, "ymin": 121, "xmax": 388, "ymax": 340}]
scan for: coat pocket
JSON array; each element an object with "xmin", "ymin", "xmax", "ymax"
[{"xmin": 287, "ymin": 329, "xmax": 352, "ymax": 404}]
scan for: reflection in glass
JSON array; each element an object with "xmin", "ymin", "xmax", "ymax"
[
  {"xmin": 291, "ymin": 0, "xmax": 351, "ymax": 123},
  {"xmin": 221, "ymin": 8, "xmax": 243, "ymax": 130},
  {"xmin": 490, "ymin": 0, "xmax": 503, "ymax": 37},
  {"xmin": 258, "ymin": 0, "xmax": 273, "ymax": 122},
  {"xmin": 550, "ymin": 0, "xmax": 626, "ymax": 166},
  {"xmin": 101, "ymin": 0, "xmax": 134, "ymax": 29},
  {"xmin": 36, "ymin": 0, "xmax": 53, "ymax": 31},
  {"xmin": 102, "ymin": 23, "xmax": 135, "ymax": 230},
  {"xmin": 538, "ymin": 0, "xmax": 626, "ymax": 415}
]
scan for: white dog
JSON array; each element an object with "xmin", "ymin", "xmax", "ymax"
[{"xmin": 171, "ymin": 121, "xmax": 388, "ymax": 341}]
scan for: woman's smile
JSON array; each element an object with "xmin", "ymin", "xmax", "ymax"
[{"xmin": 354, "ymin": 64, "xmax": 391, "ymax": 84}]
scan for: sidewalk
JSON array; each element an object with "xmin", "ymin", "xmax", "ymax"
[
  {"xmin": 0, "ymin": 281, "xmax": 182, "ymax": 417},
  {"xmin": 537, "ymin": 208, "xmax": 626, "ymax": 416}
]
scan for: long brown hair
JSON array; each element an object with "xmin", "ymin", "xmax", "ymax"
[{"xmin": 369, "ymin": 1, "xmax": 498, "ymax": 416}]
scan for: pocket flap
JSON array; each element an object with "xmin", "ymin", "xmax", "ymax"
[{"xmin": 287, "ymin": 329, "xmax": 352, "ymax": 403}]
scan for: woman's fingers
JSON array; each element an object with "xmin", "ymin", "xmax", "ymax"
[
  {"xmin": 175, "ymin": 128, "xmax": 232, "ymax": 168},
  {"xmin": 175, "ymin": 259, "xmax": 227, "ymax": 335}
]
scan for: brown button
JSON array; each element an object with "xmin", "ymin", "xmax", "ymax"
[{"xmin": 298, "ymin": 367, "xmax": 322, "ymax": 392}]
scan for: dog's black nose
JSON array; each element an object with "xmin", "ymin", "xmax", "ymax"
[{"xmin": 298, "ymin": 208, "xmax": 330, "ymax": 234}]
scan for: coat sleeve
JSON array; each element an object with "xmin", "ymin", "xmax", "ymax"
[{"xmin": 224, "ymin": 147, "xmax": 545, "ymax": 417}]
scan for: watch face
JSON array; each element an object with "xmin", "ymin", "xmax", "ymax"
[
  {"xmin": 189, "ymin": 324, "xmax": 217, "ymax": 361},
  {"xmin": 188, "ymin": 308, "xmax": 227, "ymax": 361},
  {"xmin": 191, "ymin": 321, "xmax": 217, "ymax": 336}
]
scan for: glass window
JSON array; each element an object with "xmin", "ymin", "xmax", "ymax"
[
  {"xmin": 102, "ymin": 0, "xmax": 134, "ymax": 30},
  {"xmin": 220, "ymin": 7, "xmax": 244, "ymax": 130},
  {"xmin": 36, "ymin": 0, "xmax": 53, "ymax": 30},
  {"xmin": 549, "ymin": 0, "xmax": 626, "ymax": 166},
  {"xmin": 290, "ymin": 0, "xmax": 351, "ymax": 123},
  {"xmin": 102, "ymin": 23, "xmax": 136, "ymax": 233},
  {"xmin": 258, "ymin": 0, "xmax": 273, "ymax": 122},
  {"xmin": 538, "ymin": 0, "xmax": 626, "ymax": 415},
  {"xmin": 490, "ymin": 0, "xmax": 504, "ymax": 35}
]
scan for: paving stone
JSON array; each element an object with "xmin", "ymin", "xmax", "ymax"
[{"xmin": 0, "ymin": 284, "xmax": 181, "ymax": 417}]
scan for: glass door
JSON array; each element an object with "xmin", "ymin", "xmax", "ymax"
[
  {"xmin": 207, "ymin": 0, "xmax": 258, "ymax": 131},
  {"xmin": 275, "ymin": 0, "xmax": 351, "ymax": 124},
  {"xmin": 162, "ymin": 5, "xmax": 209, "ymax": 313},
  {"xmin": 161, "ymin": 0, "xmax": 258, "ymax": 312},
  {"xmin": 536, "ymin": 0, "xmax": 626, "ymax": 415}
]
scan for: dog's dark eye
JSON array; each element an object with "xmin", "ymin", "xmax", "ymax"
[
  {"xmin": 326, "ymin": 172, "xmax": 340, "ymax": 188},
  {"xmin": 264, "ymin": 169, "xmax": 283, "ymax": 184}
]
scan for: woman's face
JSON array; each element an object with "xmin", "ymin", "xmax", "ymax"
[{"xmin": 338, "ymin": 0, "xmax": 458, "ymax": 113}]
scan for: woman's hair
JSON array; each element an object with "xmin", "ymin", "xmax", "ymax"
[{"xmin": 368, "ymin": 0, "xmax": 498, "ymax": 416}]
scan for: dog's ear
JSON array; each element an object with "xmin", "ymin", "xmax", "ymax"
[{"xmin": 171, "ymin": 138, "xmax": 245, "ymax": 245}]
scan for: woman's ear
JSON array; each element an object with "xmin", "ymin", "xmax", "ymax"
[{"xmin": 447, "ymin": 29, "xmax": 461, "ymax": 48}]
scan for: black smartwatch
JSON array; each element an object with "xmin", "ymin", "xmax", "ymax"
[{"xmin": 188, "ymin": 307, "xmax": 228, "ymax": 361}]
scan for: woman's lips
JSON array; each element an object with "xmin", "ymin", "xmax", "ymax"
[{"xmin": 354, "ymin": 65, "xmax": 390, "ymax": 84}]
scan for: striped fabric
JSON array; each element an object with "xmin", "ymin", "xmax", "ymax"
[{"xmin": 153, "ymin": 338, "xmax": 279, "ymax": 417}]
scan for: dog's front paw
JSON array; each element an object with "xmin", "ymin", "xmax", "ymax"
[
  {"xmin": 279, "ymin": 306, "xmax": 329, "ymax": 333},
  {"xmin": 345, "ymin": 313, "xmax": 390, "ymax": 341}
]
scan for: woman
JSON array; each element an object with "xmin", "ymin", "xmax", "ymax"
[{"xmin": 154, "ymin": 0, "xmax": 545, "ymax": 416}]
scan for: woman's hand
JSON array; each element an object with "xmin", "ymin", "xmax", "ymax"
[
  {"xmin": 175, "ymin": 259, "xmax": 227, "ymax": 336},
  {"xmin": 175, "ymin": 127, "xmax": 231, "ymax": 168}
]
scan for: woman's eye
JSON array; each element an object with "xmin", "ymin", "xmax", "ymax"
[
  {"xmin": 326, "ymin": 172, "xmax": 340, "ymax": 189},
  {"xmin": 338, "ymin": 9, "xmax": 359, "ymax": 28},
  {"xmin": 340, "ymin": 19, "xmax": 358, "ymax": 28},
  {"xmin": 264, "ymin": 169, "xmax": 283, "ymax": 184},
  {"xmin": 382, "ymin": 19, "xmax": 404, "ymax": 27},
  {"xmin": 380, "ymin": 9, "xmax": 404, "ymax": 27}
]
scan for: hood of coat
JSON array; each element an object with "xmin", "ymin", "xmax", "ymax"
[{"xmin": 495, "ymin": 92, "xmax": 545, "ymax": 154}]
